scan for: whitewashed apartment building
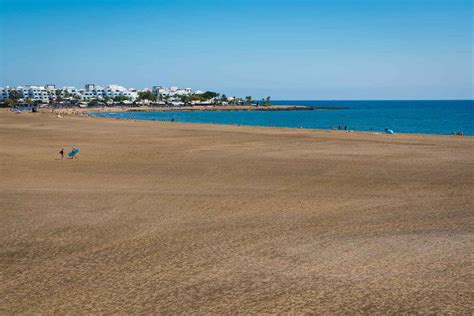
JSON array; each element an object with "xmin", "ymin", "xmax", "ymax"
[
  {"xmin": 0, "ymin": 85, "xmax": 54, "ymax": 103},
  {"xmin": 1, "ymin": 84, "xmax": 139, "ymax": 102},
  {"xmin": 152, "ymin": 86, "xmax": 193, "ymax": 97},
  {"xmin": 1, "ymin": 84, "xmax": 204, "ymax": 103},
  {"xmin": 81, "ymin": 84, "xmax": 138, "ymax": 100}
]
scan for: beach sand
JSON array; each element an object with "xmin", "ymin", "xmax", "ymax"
[
  {"xmin": 38, "ymin": 104, "xmax": 316, "ymax": 116},
  {"xmin": 1, "ymin": 110, "xmax": 473, "ymax": 313}
]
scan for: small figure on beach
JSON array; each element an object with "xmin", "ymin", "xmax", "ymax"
[
  {"xmin": 59, "ymin": 148, "xmax": 64, "ymax": 159},
  {"xmin": 344, "ymin": 125, "xmax": 347, "ymax": 131}
]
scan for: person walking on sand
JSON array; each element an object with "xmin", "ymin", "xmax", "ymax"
[{"xmin": 59, "ymin": 148, "xmax": 64, "ymax": 159}]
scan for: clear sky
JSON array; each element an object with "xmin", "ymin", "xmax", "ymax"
[{"xmin": 0, "ymin": 0, "xmax": 472, "ymax": 99}]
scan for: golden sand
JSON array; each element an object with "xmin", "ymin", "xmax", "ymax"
[
  {"xmin": 1, "ymin": 110, "xmax": 473, "ymax": 313},
  {"xmin": 39, "ymin": 104, "xmax": 313, "ymax": 117}
]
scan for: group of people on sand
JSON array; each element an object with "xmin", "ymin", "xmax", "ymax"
[
  {"xmin": 333, "ymin": 125, "xmax": 350, "ymax": 131},
  {"xmin": 59, "ymin": 147, "xmax": 80, "ymax": 160}
]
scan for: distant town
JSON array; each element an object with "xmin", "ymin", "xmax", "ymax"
[{"xmin": 0, "ymin": 84, "xmax": 271, "ymax": 107}]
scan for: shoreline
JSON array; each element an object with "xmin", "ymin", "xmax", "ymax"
[
  {"xmin": 14, "ymin": 106, "xmax": 468, "ymax": 138},
  {"xmin": 26, "ymin": 104, "xmax": 345, "ymax": 114},
  {"xmin": 3, "ymin": 107, "xmax": 470, "ymax": 138}
]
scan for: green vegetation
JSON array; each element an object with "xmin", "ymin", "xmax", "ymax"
[
  {"xmin": 200, "ymin": 91, "xmax": 219, "ymax": 100},
  {"xmin": 260, "ymin": 96, "xmax": 271, "ymax": 106},
  {"xmin": 8, "ymin": 90, "xmax": 21, "ymax": 101},
  {"xmin": 1, "ymin": 98, "xmax": 15, "ymax": 108},
  {"xmin": 188, "ymin": 95, "xmax": 206, "ymax": 102},
  {"xmin": 138, "ymin": 90, "xmax": 157, "ymax": 102},
  {"xmin": 0, "ymin": 91, "xmax": 24, "ymax": 107},
  {"xmin": 60, "ymin": 90, "xmax": 72, "ymax": 98},
  {"xmin": 113, "ymin": 96, "xmax": 131, "ymax": 102},
  {"xmin": 88, "ymin": 99, "xmax": 100, "ymax": 106}
]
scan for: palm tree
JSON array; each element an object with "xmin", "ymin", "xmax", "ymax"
[
  {"xmin": 8, "ymin": 90, "xmax": 21, "ymax": 101},
  {"xmin": 3, "ymin": 98, "xmax": 15, "ymax": 108}
]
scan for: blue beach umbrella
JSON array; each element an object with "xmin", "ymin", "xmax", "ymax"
[{"xmin": 68, "ymin": 148, "xmax": 80, "ymax": 157}]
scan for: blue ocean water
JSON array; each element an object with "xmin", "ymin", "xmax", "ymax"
[{"xmin": 91, "ymin": 100, "xmax": 474, "ymax": 136}]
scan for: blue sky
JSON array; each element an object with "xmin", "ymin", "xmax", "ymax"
[{"xmin": 0, "ymin": 0, "xmax": 472, "ymax": 99}]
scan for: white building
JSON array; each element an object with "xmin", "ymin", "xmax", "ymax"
[
  {"xmin": 0, "ymin": 86, "xmax": 11, "ymax": 101},
  {"xmin": 62, "ymin": 86, "xmax": 80, "ymax": 97},
  {"xmin": 1, "ymin": 83, "xmax": 205, "ymax": 104},
  {"xmin": 103, "ymin": 84, "xmax": 137, "ymax": 100},
  {"xmin": 15, "ymin": 86, "xmax": 50, "ymax": 103},
  {"xmin": 81, "ymin": 85, "xmax": 104, "ymax": 100},
  {"xmin": 152, "ymin": 85, "xmax": 194, "ymax": 97}
]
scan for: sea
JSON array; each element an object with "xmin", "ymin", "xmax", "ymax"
[{"xmin": 91, "ymin": 100, "xmax": 474, "ymax": 136}]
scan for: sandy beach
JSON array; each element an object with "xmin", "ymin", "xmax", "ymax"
[
  {"xmin": 1, "ymin": 110, "xmax": 473, "ymax": 313},
  {"xmin": 34, "ymin": 104, "xmax": 336, "ymax": 117}
]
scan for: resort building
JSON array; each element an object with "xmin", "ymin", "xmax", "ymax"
[
  {"xmin": 61, "ymin": 86, "xmax": 80, "ymax": 97},
  {"xmin": 1, "ymin": 83, "xmax": 207, "ymax": 104},
  {"xmin": 0, "ymin": 86, "xmax": 52, "ymax": 103},
  {"xmin": 152, "ymin": 85, "xmax": 193, "ymax": 97},
  {"xmin": 81, "ymin": 85, "xmax": 105, "ymax": 100},
  {"xmin": 0, "ymin": 86, "xmax": 10, "ymax": 101},
  {"xmin": 103, "ymin": 84, "xmax": 138, "ymax": 100}
]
